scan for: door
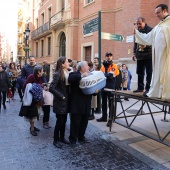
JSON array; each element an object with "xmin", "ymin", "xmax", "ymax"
[{"xmin": 84, "ymin": 46, "xmax": 91, "ymax": 62}]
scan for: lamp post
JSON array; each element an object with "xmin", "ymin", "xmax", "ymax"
[
  {"xmin": 11, "ymin": 51, "xmax": 13, "ymax": 62},
  {"xmin": 23, "ymin": 25, "xmax": 30, "ymax": 65}
]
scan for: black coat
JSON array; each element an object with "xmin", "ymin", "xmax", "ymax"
[
  {"xmin": 0, "ymin": 70, "xmax": 10, "ymax": 92},
  {"xmin": 133, "ymin": 24, "xmax": 153, "ymax": 60},
  {"xmin": 49, "ymin": 72, "xmax": 68, "ymax": 114},
  {"xmin": 68, "ymin": 71, "xmax": 92, "ymax": 115}
]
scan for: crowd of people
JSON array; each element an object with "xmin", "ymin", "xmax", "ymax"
[
  {"xmin": 0, "ymin": 3, "xmax": 169, "ymax": 149},
  {"xmin": 0, "ymin": 54, "xmax": 132, "ymax": 148}
]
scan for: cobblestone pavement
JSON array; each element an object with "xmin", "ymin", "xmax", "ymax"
[{"xmin": 0, "ymin": 94, "xmax": 168, "ymax": 170}]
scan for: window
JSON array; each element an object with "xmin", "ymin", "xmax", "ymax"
[
  {"xmin": 36, "ymin": 42, "xmax": 38, "ymax": 57},
  {"xmin": 47, "ymin": 37, "xmax": 51, "ymax": 55},
  {"xmin": 41, "ymin": 13, "xmax": 44, "ymax": 25},
  {"xmin": 36, "ymin": 18, "xmax": 38, "ymax": 29},
  {"xmin": 84, "ymin": 46, "xmax": 91, "ymax": 62},
  {"xmin": 59, "ymin": 32, "xmax": 66, "ymax": 57},
  {"xmin": 62, "ymin": 0, "xmax": 65, "ymax": 10},
  {"xmin": 84, "ymin": 0, "xmax": 94, "ymax": 5},
  {"xmin": 41, "ymin": 40, "xmax": 44, "ymax": 57},
  {"xmin": 48, "ymin": 7, "xmax": 51, "ymax": 20}
]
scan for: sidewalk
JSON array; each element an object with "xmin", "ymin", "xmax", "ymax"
[
  {"xmin": 0, "ymin": 93, "xmax": 169, "ymax": 170},
  {"xmin": 89, "ymin": 98, "xmax": 170, "ymax": 169}
]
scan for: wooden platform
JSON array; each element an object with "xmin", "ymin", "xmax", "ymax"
[{"xmin": 104, "ymin": 88, "xmax": 170, "ymax": 147}]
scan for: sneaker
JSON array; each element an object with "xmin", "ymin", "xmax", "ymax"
[
  {"xmin": 143, "ymin": 90, "xmax": 148, "ymax": 97},
  {"xmin": 96, "ymin": 117, "xmax": 107, "ymax": 122},
  {"xmin": 133, "ymin": 89, "xmax": 144, "ymax": 93},
  {"xmin": 30, "ymin": 130, "xmax": 37, "ymax": 136},
  {"xmin": 88, "ymin": 115, "xmax": 95, "ymax": 120}
]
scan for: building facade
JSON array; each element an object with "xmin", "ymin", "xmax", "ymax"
[
  {"xmin": 17, "ymin": 0, "xmax": 31, "ymax": 65},
  {"xmin": 29, "ymin": 0, "xmax": 169, "ymax": 63},
  {"xmin": 27, "ymin": 0, "xmax": 169, "ymax": 86}
]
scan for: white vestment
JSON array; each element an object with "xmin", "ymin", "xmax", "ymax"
[{"xmin": 135, "ymin": 16, "xmax": 170, "ymax": 101}]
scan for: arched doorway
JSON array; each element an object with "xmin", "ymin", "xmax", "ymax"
[{"xmin": 59, "ymin": 32, "xmax": 66, "ymax": 57}]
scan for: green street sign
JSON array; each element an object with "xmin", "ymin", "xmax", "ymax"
[
  {"xmin": 101, "ymin": 32, "xmax": 124, "ymax": 41},
  {"xmin": 83, "ymin": 18, "xmax": 98, "ymax": 35}
]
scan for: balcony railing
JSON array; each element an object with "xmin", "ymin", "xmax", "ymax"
[
  {"xmin": 50, "ymin": 11, "xmax": 62, "ymax": 26},
  {"xmin": 31, "ymin": 22, "xmax": 50, "ymax": 39},
  {"xmin": 18, "ymin": 30, "xmax": 23, "ymax": 34},
  {"xmin": 18, "ymin": 16, "xmax": 23, "ymax": 22},
  {"xmin": 18, "ymin": 42, "xmax": 22, "ymax": 47},
  {"xmin": 17, "ymin": 51, "xmax": 22, "ymax": 55}
]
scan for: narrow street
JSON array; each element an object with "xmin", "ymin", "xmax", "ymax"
[{"xmin": 0, "ymin": 93, "xmax": 167, "ymax": 170}]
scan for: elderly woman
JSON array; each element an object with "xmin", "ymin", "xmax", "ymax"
[{"xmin": 19, "ymin": 65, "xmax": 46, "ymax": 136}]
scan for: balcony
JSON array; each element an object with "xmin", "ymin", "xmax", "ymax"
[
  {"xmin": 17, "ymin": 42, "xmax": 22, "ymax": 47},
  {"xmin": 31, "ymin": 22, "xmax": 51, "ymax": 39},
  {"xmin": 50, "ymin": 9, "xmax": 72, "ymax": 30},
  {"xmin": 18, "ymin": 29, "xmax": 23, "ymax": 35},
  {"xmin": 17, "ymin": 51, "xmax": 23, "ymax": 56},
  {"xmin": 18, "ymin": 16, "xmax": 23, "ymax": 23},
  {"xmin": 51, "ymin": 11, "xmax": 62, "ymax": 26}
]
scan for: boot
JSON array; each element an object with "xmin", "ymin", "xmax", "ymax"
[
  {"xmin": 88, "ymin": 109, "xmax": 95, "ymax": 120},
  {"xmin": 124, "ymin": 97, "xmax": 129, "ymax": 101}
]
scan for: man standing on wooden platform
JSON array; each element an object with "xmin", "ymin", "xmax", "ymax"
[{"xmin": 133, "ymin": 17, "xmax": 153, "ymax": 97}]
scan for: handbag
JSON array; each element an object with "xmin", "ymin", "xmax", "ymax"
[
  {"xmin": 8, "ymin": 89, "xmax": 13, "ymax": 99},
  {"xmin": 43, "ymin": 90, "xmax": 53, "ymax": 106}
]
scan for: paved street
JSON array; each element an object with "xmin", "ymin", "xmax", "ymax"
[{"xmin": 0, "ymin": 93, "xmax": 168, "ymax": 170}]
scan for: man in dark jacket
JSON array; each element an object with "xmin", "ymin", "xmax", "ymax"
[
  {"xmin": 133, "ymin": 17, "xmax": 152, "ymax": 96},
  {"xmin": 0, "ymin": 64, "xmax": 11, "ymax": 110},
  {"xmin": 21, "ymin": 56, "xmax": 47, "ymax": 88},
  {"xmin": 21, "ymin": 56, "xmax": 37, "ymax": 80},
  {"xmin": 68, "ymin": 61, "xmax": 92, "ymax": 145}
]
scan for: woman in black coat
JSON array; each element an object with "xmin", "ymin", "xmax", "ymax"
[
  {"xmin": 0, "ymin": 64, "xmax": 11, "ymax": 110},
  {"xmin": 49, "ymin": 57, "xmax": 70, "ymax": 148}
]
